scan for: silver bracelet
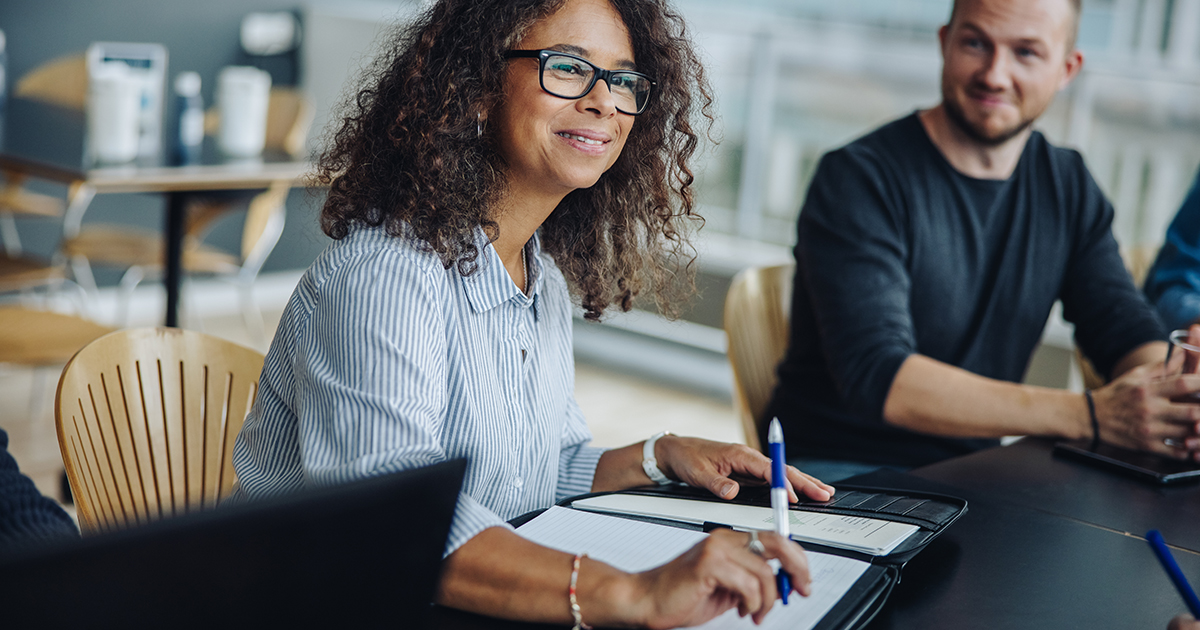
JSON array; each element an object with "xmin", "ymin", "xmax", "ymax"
[{"xmin": 642, "ymin": 431, "xmax": 673, "ymax": 485}]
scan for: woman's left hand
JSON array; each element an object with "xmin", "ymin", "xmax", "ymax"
[{"xmin": 655, "ymin": 436, "xmax": 835, "ymax": 502}]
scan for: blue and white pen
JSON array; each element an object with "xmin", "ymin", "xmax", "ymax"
[{"xmin": 768, "ymin": 417, "xmax": 793, "ymax": 604}]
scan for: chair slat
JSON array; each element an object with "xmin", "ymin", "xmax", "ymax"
[
  {"xmin": 159, "ymin": 359, "xmax": 189, "ymax": 517},
  {"xmin": 200, "ymin": 371, "xmax": 232, "ymax": 508},
  {"xmin": 93, "ymin": 372, "xmax": 140, "ymax": 527},
  {"xmin": 180, "ymin": 360, "xmax": 209, "ymax": 512},
  {"xmin": 138, "ymin": 358, "xmax": 176, "ymax": 518},
  {"xmin": 112, "ymin": 364, "xmax": 153, "ymax": 525},
  {"xmin": 73, "ymin": 396, "xmax": 120, "ymax": 531}
]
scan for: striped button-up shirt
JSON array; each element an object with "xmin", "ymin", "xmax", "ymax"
[{"xmin": 231, "ymin": 225, "xmax": 605, "ymax": 553}]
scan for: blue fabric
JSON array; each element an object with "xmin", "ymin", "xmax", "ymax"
[
  {"xmin": 231, "ymin": 226, "xmax": 604, "ymax": 555},
  {"xmin": 0, "ymin": 428, "xmax": 78, "ymax": 548},
  {"xmin": 1146, "ymin": 170, "xmax": 1200, "ymax": 331}
]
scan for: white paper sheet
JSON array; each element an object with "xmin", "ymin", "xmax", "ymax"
[
  {"xmin": 571, "ymin": 494, "xmax": 919, "ymax": 555},
  {"xmin": 517, "ymin": 506, "xmax": 871, "ymax": 630}
]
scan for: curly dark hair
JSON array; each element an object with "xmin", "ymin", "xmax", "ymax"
[{"xmin": 316, "ymin": 0, "xmax": 712, "ymax": 320}]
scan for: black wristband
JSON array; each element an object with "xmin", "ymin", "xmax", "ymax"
[{"xmin": 1084, "ymin": 390, "xmax": 1100, "ymax": 446}]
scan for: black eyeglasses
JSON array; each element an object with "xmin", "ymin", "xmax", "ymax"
[{"xmin": 504, "ymin": 49, "xmax": 655, "ymax": 115}]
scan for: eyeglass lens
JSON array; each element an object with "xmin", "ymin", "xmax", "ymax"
[{"xmin": 543, "ymin": 54, "xmax": 651, "ymax": 114}]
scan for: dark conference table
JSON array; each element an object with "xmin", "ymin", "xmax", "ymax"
[
  {"xmin": 0, "ymin": 97, "xmax": 310, "ymax": 327},
  {"xmin": 912, "ymin": 436, "xmax": 1200, "ymax": 554},
  {"xmin": 431, "ymin": 438, "xmax": 1200, "ymax": 629}
]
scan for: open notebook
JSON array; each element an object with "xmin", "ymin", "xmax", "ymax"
[{"xmin": 518, "ymin": 506, "xmax": 878, "ymax": 630}]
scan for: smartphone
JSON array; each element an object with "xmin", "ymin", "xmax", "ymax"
[{"xmin": 1054, "ymin": 439, "xmax": 1200, "ymax": 485}]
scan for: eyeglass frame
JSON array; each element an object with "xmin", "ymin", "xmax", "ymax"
[{"xmin": 503, "ymin": 49, "xmax": 656, "ymax": 116}]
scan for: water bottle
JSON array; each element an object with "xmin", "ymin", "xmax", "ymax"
[{"xmin": 174, "ymin": 71, "xmax": 204, "ymax": 164}]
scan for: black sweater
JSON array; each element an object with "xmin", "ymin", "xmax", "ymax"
[
  {"xmin": 767, "ymin": 113, "xmax": 1165, "ymax": 467},
  {"xmin": 0, "ymin": 428, "xmax": 78, "ymax": 549}
]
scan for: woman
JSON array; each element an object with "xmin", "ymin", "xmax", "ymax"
[{"xmin": 232, "ymin": 0, "xmax": 834, "ymax": 626}]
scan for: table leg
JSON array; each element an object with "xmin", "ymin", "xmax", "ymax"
[{"xmin": 164, "ymin": 191, "xmax": 187, "ymax": 327}]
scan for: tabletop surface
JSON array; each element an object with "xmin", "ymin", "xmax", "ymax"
[
  {"xmin": 912, "ymin": 437, "xmax": 1200, "ymax": 554},
  {"xmin": 0, "ymin": 97, "xmax": 310, "ymax": 192},
  {"xmin": 852, "ymin": 469, "xmax": 1198, "ymax": 630}
]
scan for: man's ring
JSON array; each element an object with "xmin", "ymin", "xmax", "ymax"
[
  {"xmin": 747, "ymin": 530, "xmax": 765, "ymax": 556},
  {"xmin": 1165, "ymin": 438, "xmax": 1185, "ymax": 448}
]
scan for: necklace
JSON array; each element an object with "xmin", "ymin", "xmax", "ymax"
[{"xmin": 521, "ymin": 247, "xmax": 528, "ymax": 294}]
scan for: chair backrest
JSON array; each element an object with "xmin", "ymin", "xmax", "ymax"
[
  {"xmin": 0, "ymin": 307, "xmax": 114, "ymax": 366},
  {"xmin": 14, "ymin": 53, "xmax": 88, "ymax": 111},
  {"xmin": 55, "ymin": 327, "xmax": 265, "ymax": 534},
  {"xmin": 264, "ymin": 87, "xmax": 314, "ymax": 158},
  {"xmin": 724, "ymin": 263, "xmax": 795, "ymax": 452},
  {"xmin": 240, "ymin": 180, "xmax": 290, "ymax": 267}
]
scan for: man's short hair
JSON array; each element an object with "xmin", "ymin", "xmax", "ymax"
[{"xmin": 948, "ymin": 0, "xmax": 1082, "ymax": 52}]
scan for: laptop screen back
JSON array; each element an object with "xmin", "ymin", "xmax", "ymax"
[{"xmin": 0, "ymin": 458, "xmax": 465, "ymax": 629}]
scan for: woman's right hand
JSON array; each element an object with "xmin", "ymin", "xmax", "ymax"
[{"xmin": 630, "ymin": 528, "xmax": 811, "ymax": 629}]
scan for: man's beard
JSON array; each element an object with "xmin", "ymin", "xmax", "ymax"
[{"xmin": 943, "ymin": 89, "xmax": 1033, "ymax": 147}]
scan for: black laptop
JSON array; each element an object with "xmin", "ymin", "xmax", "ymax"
[{"xmin": 0, "ymin": 458, "xmax": 466, "ymax": 629}]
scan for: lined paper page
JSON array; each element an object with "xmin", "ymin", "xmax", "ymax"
[
  {"xmin": 517, "ymin": 507, "xmax": 870, "ymax": 629},
  {"xmin": 572, "ymin": 494, "xmax": 919, "ymax": 555}
]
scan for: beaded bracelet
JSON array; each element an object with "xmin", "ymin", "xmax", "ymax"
[{"xmin": 570, "ymin": 553, "xmax": 592, "ymax": 630}]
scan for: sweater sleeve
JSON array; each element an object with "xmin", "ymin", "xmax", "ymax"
[
  {"xmin": 1060, "ymin": 159, "xmax": 1166, "ymax": 378},
  {"xmin": 795, "ymin": 148, "xmax": 917, "ymax": 420},
  {"xmin": 0, "ymin": 429, "xmax": 78, "ymax": 549}
]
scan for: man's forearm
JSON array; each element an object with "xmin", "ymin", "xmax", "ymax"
[
  {"xmin": 882, "ymin": 354, "xmax": 1092, "ymax": 439},
  {"xmin": 1111, "ymin": 341, "xmax": 1168, "ymax": 379}
]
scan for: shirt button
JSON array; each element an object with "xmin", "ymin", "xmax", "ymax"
[{"xmin": 513, "ymin": 477, "xmax": 523, "ymax": 488}]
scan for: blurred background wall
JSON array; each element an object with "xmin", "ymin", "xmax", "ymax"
[{"xmin": 4, "ymin": 0, "xmax": 1200, "ymax": 395}]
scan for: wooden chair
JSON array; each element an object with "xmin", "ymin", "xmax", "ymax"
[
  {"xmin": 13, "ymin": 53, "xmax": 87, "ymax": 111},
  {"xmin": 0, "ymin": 168, "xmax": 94, "ymax": 296},
  {"xmin": 0, "ymin": 307, "xmax": 114, "ymax": 366},
  {"xmin": 724, "ymin": 264, "xmax": 795, "ymax": 452},
  {"xmin": 55, "ymin": 327, "xmax": 265, "ymax": 534},
  {"xmin": 0, "ymin": 306, "xmax": 115, "ymax": 422}
]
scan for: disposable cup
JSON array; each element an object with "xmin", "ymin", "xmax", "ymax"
[
  {"xmin": 217, "ymin": 66, "xmax": 271, "ymax": 158},
  {"xmin": 87, "ymin": 62, "xmax": 141, "ymax": 164}
]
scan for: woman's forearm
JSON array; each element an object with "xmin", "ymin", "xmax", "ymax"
[
  {"xmin": 436, "ymin": 526, "xmax": 644, "ymax": 626},
  {"xmin": 592, "ymin": 442, "xmax": 657, "ymax": 492}
]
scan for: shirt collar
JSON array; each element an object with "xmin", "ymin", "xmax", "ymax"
[{"xmin": 461, "ymin": 227, "xmax": 544, "ymax": 316}]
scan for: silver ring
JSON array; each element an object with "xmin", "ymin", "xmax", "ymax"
[
  {"xmin": 747, "ymin": 530, "xmax": 765, "ymax": 556},
  {"xmin": 1165, "ymin": 438, "xmax": 1185, "ymax": 448}
]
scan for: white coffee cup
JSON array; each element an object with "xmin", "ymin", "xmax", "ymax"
[
  {"xmin": 217, "ymin": 66, "xmax": 272, "ymax": 158},
  {"xmin": 87, "ymin": 62, "xmax": 141, "ymax": 164}
]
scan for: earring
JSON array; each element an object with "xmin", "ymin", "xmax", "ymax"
[{"xmin": 477, "ymin": 112, "xmax": 483, "ymax": 137}]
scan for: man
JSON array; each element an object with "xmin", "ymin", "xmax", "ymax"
[{"xmin": 766, "ymin": 0, "xmax": 1200, "ymax": 480}]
